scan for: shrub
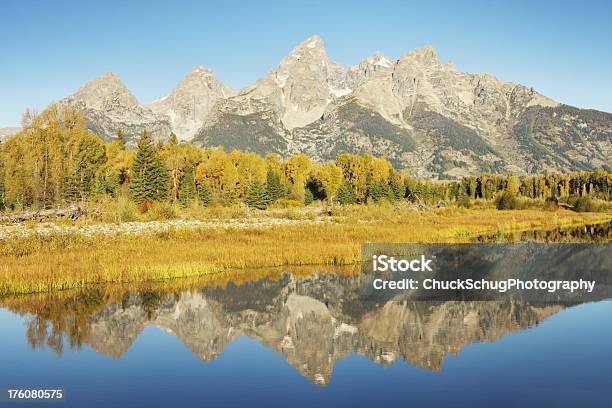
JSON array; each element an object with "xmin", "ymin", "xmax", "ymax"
[
  {"xmin": 138, "ymin": 199, "xmax": 154, "ymax": 214},
  {"xmin": 147, "ymin": 202, "xmax": 178, "ymax": 220},
  {"xmin": 456, "ymin": 194, "xmax": 472, "ymax": 209},
  {"xmin": 543, "ymin": 196, "xmax": 559, "ymax": 211},
  {"xmin": 116, "ymin": 196, "xmax": 140, "ymax": 222},
  {"xmin": 269, "ymin": 199, "xmax": 304, "ymax": 209},
  {"xmin": 304, "ymin": 189, "xmax": 314, "ymax": 206},
  {"xmin": 572, "ymin": 196, "xmax": 598, "ymax": 212},
  {"xmin": 496, "ymin": 192, "xmax": 519, "ymax": 210}
]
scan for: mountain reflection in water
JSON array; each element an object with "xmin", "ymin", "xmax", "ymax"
[{"xmin": 3, "ymin": 272, "xmax": 567, "ymax": 386}]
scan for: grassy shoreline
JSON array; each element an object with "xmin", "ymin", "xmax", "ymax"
[{"xmin": 1, "ymin": 206, "xmax": 610, "ymax": 297}]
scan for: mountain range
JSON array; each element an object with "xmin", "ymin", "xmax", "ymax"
[{"xmin": 56, "ymin": 35, "xmax": 611, "ymax": 178}]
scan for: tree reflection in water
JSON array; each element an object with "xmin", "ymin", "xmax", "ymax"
[{"xmin": 5, "ymin": 272, "xmax": 567, "ymax": 385}]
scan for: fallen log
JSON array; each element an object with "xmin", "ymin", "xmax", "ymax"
[{"xmin": 0, "ymin": 205, "xmax": 87, "ymax": 223}]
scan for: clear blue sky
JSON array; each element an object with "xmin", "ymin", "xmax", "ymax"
[{"xmin": 1, "ymin": 0, "xmax": 611, "ymax": 127}]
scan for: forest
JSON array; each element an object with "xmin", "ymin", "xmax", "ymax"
[{"xmin": 0, "ymin": 105, "xmax": 610, "ymax": 213}]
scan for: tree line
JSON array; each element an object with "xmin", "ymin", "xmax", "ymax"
[{"xmin": 0, "ymin": 106, "xmax": 610, "ymax": 211}]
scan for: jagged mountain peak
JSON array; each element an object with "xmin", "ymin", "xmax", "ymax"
[
  {"xmin": 190, "ymin": 65, "xmax": 214, "ymax": 74},
  {"xmin": 292, "ymin": 35, "xmax": 324, "ymax": 52},
  {"xmin": 61, "ymin": 71, "xmax": 171, "ymax": 143},
  {"xmin": 160, "ymin": 65, "xmax": 233, "ymax": 96},
  {"xmin": 279, "ymin": 35, "xmax": 331, "ymax": 70},
  {"xmin": 399, "ymin": 45, "xmax": 440, "ymax": 66},
  {"xmin": 84, "ymin": 72, "xmax": 129, "ymax": 92},
  {"xmin": 366, "ymin": 52, "xmax": 393, "ymax": 68},
  {"xmin": 181, "ymin": 65, "xmax": 226, "ymax": 85},
  {"xmin": 346, "ymin": 52, "xmax": 394, "ymax": 89},
  {"xmin": 98, "ymin": 71, "xmax": 120, "ymax": 80},
  {"xmin": 71, "ymin": 71, "xmax": 138, "ymax": 107},
  {"xmin": 271, "ymin": 35, "xmax": 349, "ymax": 129},
  {"xmin": 148, "ymin": 66, "xmax": 235, "ymax": 140}
]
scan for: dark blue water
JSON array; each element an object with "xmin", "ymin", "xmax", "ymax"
[{"xmin": 1, "ymin": 283, "xmax": 611, "ymax": 407}]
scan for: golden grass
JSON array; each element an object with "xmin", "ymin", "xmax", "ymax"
[
  {"xmin": 1, "ymin": 206, "xmax": 610, "ymax": 296},
  {"xmin": 1, "ymin": 264, "xmax": 359, "ymax": 312}
]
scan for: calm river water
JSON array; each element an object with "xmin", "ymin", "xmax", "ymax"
[{"xmin": 1, "ymin": 275, "xmax": 611, "ymax": 407}]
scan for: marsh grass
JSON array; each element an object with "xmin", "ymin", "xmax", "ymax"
[{"xmin": 1, "ymin": 206, "xmax": 610, "ymax": 296}]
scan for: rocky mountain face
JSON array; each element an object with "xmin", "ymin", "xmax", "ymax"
[
  {"xmin": 58, "ymin": 36, "xmax": 611, "ymax": 177},
  {"xmin": 148, "ymin": 66, "xmax": 235, "ymax": 141},
  {"xmin": 193, "ymin": 36, "xmax": 611, "ymax": 177},
  {"xmin": 60, "ymin": 73, "xmax": 172, "ymax": 144}
]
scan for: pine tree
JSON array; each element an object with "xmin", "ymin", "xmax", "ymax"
[
  {"xmin": 178, "ymin": 164, "xmax": 196, "ymax": 206},
  {"xmin": 221, "ymin": 186, "xmax": 237, "ymax": 205},
  {"xmin": 304, "ymin": 189, "xmax": 314, "ymax": 205},
  {"xmin": 244, "ymin": 180, "xmax": 270, "ymax": 209},
  {"xmin": 266, "ymin": 169, "xmax": 286, "ymax": 202},
  {"xmin": 197, "ymin": 182, "xmax": 213, "ymax": 206},
  {"xmin": 367, "ymin": 181, "xmax": 392, "ymax": 202},
  {"xmin": 336, "ymin": 182, "xmax": 357, "ymax": 205},
  {"xmin": 116, "ymin": 129, "xmax": 127, "ymax": 150},
  {"xmin": 389, "ymin": 176, "xmax": 404, "ymax": 201},
  {"xmin": 130, "ymin": 131, "xmax": 169, "ymax": 203},
  {"xmin": 62, "ymin": 171, "xmax": 80, "ymax": 203}
]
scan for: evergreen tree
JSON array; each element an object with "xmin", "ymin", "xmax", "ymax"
[
  {"xmin": 304, "ymin": 189, "xmax": 314, "ymax": 205},
  {"xmin": 389, "ymin": 176, "xmax": 404, "ymax": 201},
  {"xmin": 367, "ymin": 181, "xmax": 392, "ymax": 202},
  {"xmin": 221, "ymin": 186, "xmax": 237, "ymax": 205},
  {"xmin": 116, "ymin": 129, "xmax": 127, "ymax": 150},
  {"xmin": 130, "ymin": 131, "xmax": 169, "ymax": 203},
  {"xmin": 62, "ymin": 171, "xmax": 80, "ymax": 203},
  {"xmin": 266, "ymin": 169, "xmax": 286, "ymax": 202},
  {"xmin": 178, "ymin": 164, "xmax": 197, "ymax": 206},
  {"xmin": 197, "ymin": 182, "xmax": 213, "ymax": 206},
  {"xmin": 244, "ymin": 180, "xmax": 270, "ymax": 209},
  {"xmin": 336, "ymin": 182, "xmax": 357, "ymax": 205}
]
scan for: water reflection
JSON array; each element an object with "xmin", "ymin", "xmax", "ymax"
[
  {"xmin": 475, "ymin": 220, "xmax": 611, "ymax": 243},
  {"xmin": 3, "ymin": 272, "xmax": 570, "ymax": 385}
]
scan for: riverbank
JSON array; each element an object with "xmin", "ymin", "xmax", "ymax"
[{"xmin": 1, "ymin": 205, "xmax": 610, "ymax": 296}]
